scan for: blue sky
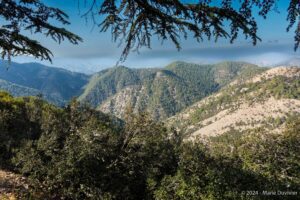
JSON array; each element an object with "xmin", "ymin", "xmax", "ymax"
[{"xmin": 12, "ymin": 0, "xmax": 299, "ymax": 73}]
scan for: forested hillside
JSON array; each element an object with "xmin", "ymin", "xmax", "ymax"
[
  {"xmin": 0, "ymin": 61, "xmax": 89, "ymax": 105},
  {"xmin": 0, "ymin": 91, "xmax": 299, "ymax": 199},
  {"xmin": 0, "ymin": 62, "xmax": 299, "ymax": 200},
  {"xmin": 1, "ymin": 0, "xmax": 300, "ymax": 198},
  {"xmin": 80, "ymin": 61, "xmax": 264, "ymax": 120},
  {"xmin": 0, "ymin": 79, "xmax": 41, "ymax": 97}
]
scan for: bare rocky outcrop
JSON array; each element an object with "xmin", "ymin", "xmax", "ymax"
[
  {"xmin": 167, "ymin": 66, "xmax": 300, "ymax": 141},
  {"xmin": 249, "ymin": 66, "xmax": 300, "ymax": 83},
  {"xmin": 99, "ymin": 85, "xmax": 148, "ymax": 119},
  {"xmin": 189, "ymin": 98, "xmax": 300, "ymax": 140}
]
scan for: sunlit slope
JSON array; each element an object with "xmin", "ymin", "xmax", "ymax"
[{"xmin": 167, "ymin": 66, "xmax": 300, "ymax": 140}]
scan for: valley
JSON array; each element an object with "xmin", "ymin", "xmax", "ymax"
[
  {"xmin": 79, "ymin": 61, "xmax": 264, "ymax": 120},
  {"xmin": 0, "ymin": 60, "xmax": 299, "ymax": 199},
  {"xmin": 1, "ymin": 1, "xmax": 300, "ymax": 199},
  {"xmin": 1, "ymin": 60, "xmax": 299, "ymax": 138}
]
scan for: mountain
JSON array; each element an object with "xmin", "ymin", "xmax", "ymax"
[
  {"xmin": 167, "ymin": 66, "xmax": 300, "ymax": 140},
  {"xmin": 0, "ymin": 61, "xmax": 90, "ymax": 105},
  {"xmin": 79, "ymin": 61, "xmax": 264, "ymax": 120},
  {"xmin": 1, "ymin": 65, "xmax": 299, "ymax": 199},
  {"xmin": 0, "ymin": 79, "xmax": 67, "ymax": 105},
  {"xmin": 0, "ymin": 79, "xmax": 41, "ymax": 97}
]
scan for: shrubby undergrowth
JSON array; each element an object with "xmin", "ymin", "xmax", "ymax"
[{"xmin": 0, "ymin": 91, "xmax": 299, "ymax": 199}]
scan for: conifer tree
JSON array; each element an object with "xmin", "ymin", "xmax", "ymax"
[
  {"xmin": 0, "ymin": 0, "xmax": 82, "ymax": 62},
  {"xmin": 94, "ymin": 0, "xmax": 300, "ymax": 61}
]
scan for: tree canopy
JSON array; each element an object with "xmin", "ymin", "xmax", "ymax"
[
  {"xmin": 96, "ymin": 0, "xmax": 300, "ymax": 61},
  {"xmin": 0, "ymin": 0, "xmax": 82, "ymax": 62},
  {"xmin": 1, "ymin": 91, "xmax": 299, "ymax": 199},
  {"xmin": 1, "ymin": 0, "xmax": 300, "ymax": 62}
]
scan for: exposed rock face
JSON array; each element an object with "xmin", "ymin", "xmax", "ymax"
[
  {"xmin": 80, "ymin": 61, "xmax": 262, "ymax": 120},
  {"xmin": 189, "ymin": 98, "xmax": 300, "ymax": 140},
  {"xmin": 99, "ymin": 86, "xmax": 147, "ymax": 119},
  {"xmin": 167, "ymin": 66, "xmax": 300, "ymax": 141}
]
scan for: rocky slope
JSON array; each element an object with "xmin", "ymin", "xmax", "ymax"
[
  {"xmin": 167, "ymin": 66, "xmax": 300, "ymax": 140},
  {"xmin": 79, "ymin": 61, "xmax": 263, "ymax": 120}
]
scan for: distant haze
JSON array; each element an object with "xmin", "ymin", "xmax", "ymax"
[{"xmin": 10, "ymin": 0, "xmax": 300, "ymax": 74}]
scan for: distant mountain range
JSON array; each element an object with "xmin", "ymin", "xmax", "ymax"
[
  {"xmin": 79, "ymin": 61, "xmax": 264, "ymax": 120},
  {"xmin": 0, "ymin": 61, "xmax": 89, "ymax": 105},
  {"xmin": 0, "ymin": 61, "xmax": 264, "ymax": 117},
  {"xmin": 1, "ymin": 59, "xmax": 300, "ymax": 143},
  {"xmin": 1, "ymin": 60, "xmax": 299, "ymax": 127}
]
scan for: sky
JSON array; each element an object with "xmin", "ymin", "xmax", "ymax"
[{"xmin": 11, "ymin": 0, "xmax": 300, "ymax": 74}]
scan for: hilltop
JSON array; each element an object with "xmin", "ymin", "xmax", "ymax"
[
  {"xmin": 0, "ymin": 64, "xmax": 299, "ymax": 199},
  {"xmin": 79, "ymin": 61, "xmax": 264, "ymax": 120},
  {"xmin": 167, "ymin": 66, "xmax": 300, "ymax": 140}
]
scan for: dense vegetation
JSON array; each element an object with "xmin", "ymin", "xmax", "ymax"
[
  {"xmin": 79, "ymin": 61, "xmax": 263, "ymax": 120},
  {"xmin": 0, "ymin": 61, "xmax": 89, "ymax": 105},
  {"xmin": 1, "ymin": 91, "xmax": 299, "ymax": 199}
]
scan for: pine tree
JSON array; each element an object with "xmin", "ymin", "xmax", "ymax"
[
  {"xmin": 94, "ymin": 0, "xmax": 300, "ymax": 61},
  {"xmin": 0, "ymin": 0, "xmax": 82, "ymax": 62}
]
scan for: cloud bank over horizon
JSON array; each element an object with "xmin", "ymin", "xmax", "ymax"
[
  {"xmin": 12, "ymin": 41, "xmax": 299, "ymax": 74},
  {"xmin": 9, "ymin": 0, "xmax": 300, "ymax": 74}
]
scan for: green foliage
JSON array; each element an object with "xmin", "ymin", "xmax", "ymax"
[
  {"xmin": 154, "ymin": 144, "xmax": 272, "ymax": 200},
  {"xmin": 1, "ymin": 92, "xmax": 299, "ymax": 199},
  {"xmin": 207, "ymin": 117, "xmax": 300, "ymax": 193},
  {"xmin": 238, "ymin": 119, "xmax": 300, "ymax": 188},
  {"xmin": 80, "ymin": 61, "xmax": 262, "ymax": 120},
  {"xmin": 79, "ymin": 66, "xmax": 142, "ymax": 107},
  {"xmin": 0, "ymin": 93, "xmax": 178, "ymax": 199},
  {"xmin": 0, "ymin": 0, "xmax": 81, "ymax": 62},
  {"xmin": 97, "ymin": 0, "xmax": 300, "ymax": 61}
]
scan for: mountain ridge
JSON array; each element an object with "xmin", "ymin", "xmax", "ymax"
[
  {"xmin": 0, "ymin": 61, "xmax": 90, "ymax": 105},
  {"xmin": 166, "ymin": 66, "xmax": 300, "ymax": 140},
  {"xmin": 79, "ymin": 61, "xmax": 265, "ymax": 120}
]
